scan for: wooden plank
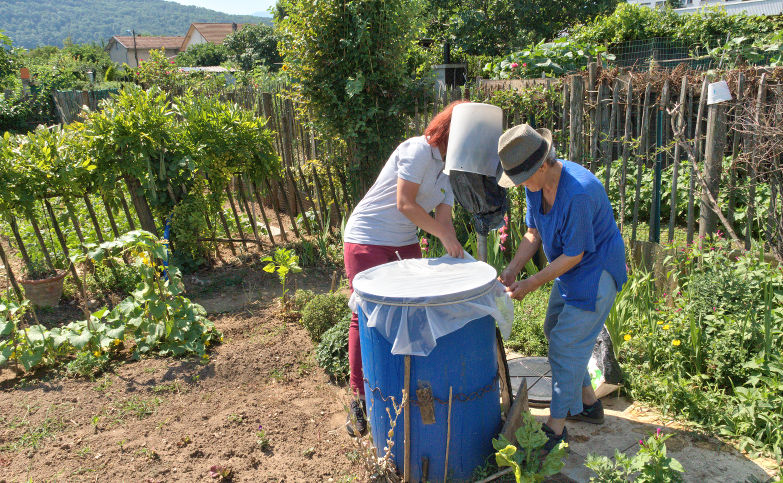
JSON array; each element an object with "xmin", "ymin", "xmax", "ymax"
[
  {"xmin": 687, "ymin": 79, "xmax": 709, "ymax": 245},
  {"xmin": 500, "ymin": 379, "xmax": 529, "ymax": 443},
  {"xmin": 669, "ymin": 76, "xmax": 688, "ymax": 243}
]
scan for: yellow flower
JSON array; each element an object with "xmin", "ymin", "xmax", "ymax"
[
  {"xmin": 113, "ymin": 339, "xmax": 122, "ymax": 346},
  {"xmin": 282, "ymin": 64, "xmax": 288, "ymax": 71},
  {"xmin": 93, "ymin": 351, "xmax": 101, "ymax": 357},
  {"xmin": 202, "ymin": 354, "xmax": 209, "ymax": 360},
  {"xmin": 205, "ymin": 340, "xmax": 210, "ymax": 347},
  {"xmin": 672, "ymin": 339, "xmax": 681, "ymax": 346},
  {"xmin": 624, "ymin": 334, "xmax": 632, "ymax": 341},
  {"xmin": 657, "ymin": 321, "xmax": 663, "ymax": 325},
  {"xmin": 662, "ymin": 324, "xmax": 670, "ymax": 330}
]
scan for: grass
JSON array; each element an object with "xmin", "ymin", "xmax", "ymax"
[
  {"xmin": 506, "ymin": 282, "xmax": 551, "ymax": 357},
  {"xmin": 0, "ymin": 415, "xmax": 66, "ymax": 452}
]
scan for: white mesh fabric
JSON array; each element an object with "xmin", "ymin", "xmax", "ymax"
[{"xmin": 350, "ymin": 256, "xmax": 514, "ymax": 356}]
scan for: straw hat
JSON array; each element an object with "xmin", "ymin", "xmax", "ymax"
[{"xmin": 497, "ymin": 124, "xmax": 553, "ymax": 188}]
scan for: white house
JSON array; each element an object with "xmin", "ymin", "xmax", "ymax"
[
  {"xmin": 106, "ymin": 36, "xmax": 185, "ymax": 68},
  {"xmin": 626, "ymin": 0, "xmax": 783, "ymax": 15},
  {"xmin": 180, "ymin": 23, "xmax": 245, "ymax": 52}
]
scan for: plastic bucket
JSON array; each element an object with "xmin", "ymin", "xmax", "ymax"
[
  {"xmin": 444, "ymin": 103, "xmax": 503, "ymax": 177},
  {"xmin": 359, "ymin": 310, "xmax": 501, "ymax": 482}
]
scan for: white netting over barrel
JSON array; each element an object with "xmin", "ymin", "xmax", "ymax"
[{"xmin": 350, "ymin": 255, "xmax": 514, "ymax": 356}]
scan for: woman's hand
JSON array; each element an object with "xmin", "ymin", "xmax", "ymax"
[
  {"xmin": 439, "ymin": 231, "xmax": 463, "ymax": 258},
  {"xmin": 505, "ymin": 277, "xmax": 538, "ymax": 301},
  {"xmin": 498, "ymin": 267, "xmax": 517, "ymax": 287}
]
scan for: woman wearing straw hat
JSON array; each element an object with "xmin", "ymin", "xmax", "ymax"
[
  {"xmin": 496, "ymin": 124, "xmax": 627, "ymax": 452},
  {"xmin": 342, "ymin": 101, "xmax": 467, "ymax": 436}
]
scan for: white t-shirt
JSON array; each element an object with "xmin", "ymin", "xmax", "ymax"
[{"xmin": 343, "ymin": 136, "xmax": 455, "ymax": 247}]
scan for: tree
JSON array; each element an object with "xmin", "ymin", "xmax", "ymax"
[
  {"xmin": 223, "ymin": 23, "xmax": 281, "ymax": 71},
  {"xmin": 1, "ymin": 31, "xmax": 19, "ymax": 86},
  {"xmin": 278, "ymin": 0, "xmax": 419, "ymax": 197},
  {"xmin": 176, "ymin": 42, "xmax": 230, "ymax": 67},
  {"xmin": 421, "ymin": 0, "xmax": 618, "ymax": 57}
]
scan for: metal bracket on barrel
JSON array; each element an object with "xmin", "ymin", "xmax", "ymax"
[{"xmin": 416, "ymin": 382, "xmax": 436, "ymax": 425}]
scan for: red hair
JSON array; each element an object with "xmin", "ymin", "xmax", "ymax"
[{"xmin": 424, "ymin": 100, "xmax": 470, "ymax": 155}]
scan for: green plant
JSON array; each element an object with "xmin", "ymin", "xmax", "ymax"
[
  {"xmin": 262, "ymin": 247, "xmax": 302, "ymax": 302},
  {"xmin": 586, "ymin": 429, "xmax": 684, "ymax": 482},
  {"xmin": 291, "ymin": 289, "xmax": 316, "ymax": 313},
  {"xmin": 300, "ymin": 292, "xmax": 350, "ymax": 343},
  {"xmin": 316, "ymin": 315, "xmax": 350, "ymax": 381},
  {"xmin": 256, "ymin": 425, "xmax": 270, "ymax": 451},
  {"xmin": 485, "ymin": 39, "xmax": 614, "ymax": 79},
  {"xmin": 492, "ymin": 412, "xmax": 567, "ymax": 482}
]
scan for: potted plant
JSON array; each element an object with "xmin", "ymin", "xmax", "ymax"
[{"xmin": 18, "ymin": 256, "xmax": 67, "ymax": 308}]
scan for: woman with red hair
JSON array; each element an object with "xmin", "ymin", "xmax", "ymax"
[{"xmin": 342, "ymin": 100, "xmax": 467, "ymax": 436}]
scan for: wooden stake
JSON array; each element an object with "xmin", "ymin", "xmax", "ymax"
[
  {"xmin": 443, "ymin": 386, "xmax": 453, "ymax": 483},
  {"xmin": 82, "ymin": 195, "xmax": 105, "ymax": 244},
  {"xmin": 225, "ymin": 188, "xmax": 248, "ymax": 251},
  {"xmin": 631, "ymin": 84, "xmax": 651, "ymax": 243},
  {"xmin": 101, "ymin": 195, "xmax": 121, "ymax": 238},
  {"xmin": 251, "ymin": 181, "xmax": 277, "ymax": 247},
  {"xmin": 569, "ymin": 76, "xmax": 584, "ymax": 165},
  {"xmin": 746, "ymin": 74, "xmax": 767, "ymax": 250},
  {"xmin": 0, "ymin": 239, "xmax": 23, "ymax": 300},
  {"xmin": 8, "ymin": 216, "xmax": 32, "ymax": 273},
  {"xmin": 117, "ymin": 188, "xmax": 136, "ymax": 231},
  {"xmin": 404, "ymin": 355, "xmax": 411, "ymax": 483},
  {"xmin": 266, "ymin": 178, "xmax": 292, "ymax": 241}
]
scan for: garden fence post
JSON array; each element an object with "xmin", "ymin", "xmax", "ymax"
[
  {"xmin": 25, "ymin": 209, "xmax": 55, "ymax": 270},
  {"xmin": 237, "ymin": 177, "xmax": 260, "ymax": 244},
  {"xmin": 63, "ymin": 198, "xmax": 87, "ymax": 249},
  {"xmin": 727, "ymin": 73, "xmax": 744, "ymax": 227},
  {"xmin": 688, "ymin": 79, "xmax": 709, "ymax": 245},
  {"xmin": 620, "ymin": 77, "xmax": 633, "ymax": 231},
  {"xmin": 0, "ymin": 240, "xmax": 24, "ymax": 301},
  {"xmin": 265, "ymin": 178, "xmax": 293, "ymax": 242},
  {"xmin": 604, "ymin": 79, "xmax": 620, "ymax": 190},
  {"xmin": 746, "ymin": 75, "xmax": 766, "ymax": 250},
  {"xmin": 631, "ymin": 83, "xmax": 651, "ymax": 243},
  {"xmin": 123, "ymin": 176, "xmax": 157, "ymax": 236},
  {"xmin": 8, "ymin": 216, "xmax": 32, "ymax": 273},
  {"xmin": 117, "ymin": 188, "xmax": 137, "ymax": 231},
  {"xmin": 669, "ymin": 76, "xmax": 688, "ymax": 243},
  {"xmin": 649, "ymin": 80, "xmax": 669, "ymax": 244},
  {"xmin": 700, "ymin": 93, "xmax": 727, "ymax": 243},
  {"xmin": 589, "ymin": 62, "xmax": 599, "ymax": 171},
  {"xmin": 569, "ymin": 76, "xmax": 584, "ymax": 165},
  {"xmin": 561, "ymin": 81, "xmax": 569, "ymax": 151},
  {"xmin": 101, "ymin": 195, "xmax": 121, "ymax": 239},
  {"xmin": 225, "ymin": 187, "xmax": 248, "ymax": 251},
  {"xmin": 43, "ymin": 199, "xmax": 90, "ymax": 319},
  {"xmin": 82, "ymin": 195, "xmax": 105, "ymax": 244},
  {"xmin": 250, "ymin": 181, "xmax": 277, "ymax": 248}
]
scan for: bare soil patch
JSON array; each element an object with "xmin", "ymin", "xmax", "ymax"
[{"xmin": 0, "ymin": 298, "xmax": 366, "ymax": 482}]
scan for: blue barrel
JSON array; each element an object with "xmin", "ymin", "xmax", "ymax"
[{"xmin": 359, "ymin": 309, "xmax": 501, "ymax": 482}]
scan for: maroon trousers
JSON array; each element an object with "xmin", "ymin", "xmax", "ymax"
[{"xmin": 343, "ymin": 242, "xmax": 422, "ymax": 396}]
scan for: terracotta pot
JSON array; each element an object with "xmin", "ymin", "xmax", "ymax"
[{"xmin": 19, "ymin": 270, "xmax": 67, "ymax": 308}]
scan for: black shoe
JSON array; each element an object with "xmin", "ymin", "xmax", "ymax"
[
  {"xmin": 346, "ymin": 399, "xmax": 367, "ymax": 437},
  {"xmin": 566, "ymin": 399, "xmax": 605, "ymax": 425},
  {"xmin": 542, "ymin": 424, "xmax": 568, "ymax": 454}
]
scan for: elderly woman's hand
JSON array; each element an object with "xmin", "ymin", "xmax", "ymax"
[
  {"xmin": 498, "ymin": 267, "xmax": 517, "ymax": 287},
  {"xmin": 505, "ymin": 277, "xmax": 537, "ymax": 301}
]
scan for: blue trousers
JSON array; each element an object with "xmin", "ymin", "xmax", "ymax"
[{"xmin": 544, "ymin": 270, "xmax": 617, "ymax": 419}]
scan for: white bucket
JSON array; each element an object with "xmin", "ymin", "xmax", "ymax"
[
  {"xmin": 707, "ymin": 80, "xmax": 732, "ymax": 105},
  {"xmin": 445, "ymin": 103, "xmax": 503, "ymax": 177}
]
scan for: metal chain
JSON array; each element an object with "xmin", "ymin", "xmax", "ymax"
[{"xmin": 363, "ymin": 372, "xmax": 499, "ymax": 407}]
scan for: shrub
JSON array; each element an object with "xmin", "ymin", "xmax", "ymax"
[
  {"xmin": 300, "ymin": 292, "xmax": 350, "ymax": 342},
  {"xmin": 316, "ymin": 315, "xmax": 350, "ymax": 381},
  {"xmin": 291, "ymin": 289, "xmax": 316, "ymax": 312}
]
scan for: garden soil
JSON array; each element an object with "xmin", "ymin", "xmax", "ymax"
[{"xmin": 0, "ymin": 267, "xmax": 371, "ymax": 482}]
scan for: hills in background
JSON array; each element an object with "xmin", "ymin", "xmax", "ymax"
[{"xmin": 0, "ymin": 0, "xmax": 272, "ymax": 49}]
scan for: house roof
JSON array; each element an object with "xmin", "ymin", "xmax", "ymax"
[
  {"xmin": 111, "ymin": 36, "xmax": 185, "ymax": 50},
  {"xmin": 183, "ymin": 23, "xmax": 246, "ymax": 47}
]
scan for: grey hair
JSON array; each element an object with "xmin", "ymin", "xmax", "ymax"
[{"xmin": 545, "ymin": 146, "xmax": 557, "ymax": 166}]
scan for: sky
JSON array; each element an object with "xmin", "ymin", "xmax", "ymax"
[{"xmin": 167, "ymin": 0, "xmax": 276, "ymax": 17}]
